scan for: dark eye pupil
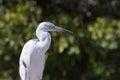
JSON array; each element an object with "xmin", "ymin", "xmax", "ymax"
[{"xmin": 44, "ymin": 24, "xmax": 48, "ymax": 27}]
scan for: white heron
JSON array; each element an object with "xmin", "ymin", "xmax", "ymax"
[{"xmin": 19, "ymin": 22, "xmax": 73, "ymax": 80}]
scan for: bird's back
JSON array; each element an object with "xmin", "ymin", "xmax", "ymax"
[{"xmin": 19, "ymin": 38, "xmax": 48, "ymax": 80}]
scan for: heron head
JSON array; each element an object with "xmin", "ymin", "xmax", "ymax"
[{"xmin": 37, "ymin": 22, "xmax": 73, "ymax": 34}]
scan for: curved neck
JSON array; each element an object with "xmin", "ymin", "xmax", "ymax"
[
  {"xmin": 36, "ymin": 30, "xmax": 51, "ymax": 50},
  {"xmin": 36, "ymin": 29, "xmax": 51, "ymax": 41},
  {"xmin": 36, "ymin": 30, "xmax": 43, "ymax": 40},
  {"xmin": 36, "ymin": 27, "xmax": 47, "ymax": 40}
]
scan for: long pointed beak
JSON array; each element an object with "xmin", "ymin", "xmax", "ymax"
[{"xmin": 54, "ymin": 26, "xmax": 73, "ymax": 34}]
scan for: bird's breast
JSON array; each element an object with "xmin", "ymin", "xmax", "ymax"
[{"xmin": 30, "ymin": 48, "xmax": 46, "ymax": 72}]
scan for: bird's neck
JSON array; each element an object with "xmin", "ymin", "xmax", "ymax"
[
  {"xmin": 36, "ymin": 30, "xmax": 51, "ymax": 50},
  {"xmin": 36, "ymin": 30, "xmax": 50, "ymax": 41}
]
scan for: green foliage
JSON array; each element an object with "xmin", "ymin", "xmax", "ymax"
[
  {"xmin": 0, "ymin": 0, "xmax": 120, "ymax": 80},
  {"xmin": 88, "ymin": 17, "xmax": 120, "ymax": 49}
]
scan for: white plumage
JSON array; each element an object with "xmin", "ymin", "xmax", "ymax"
[{"xmin": 19, "ymin": 22, "xmax": 72, "ymax": 80}]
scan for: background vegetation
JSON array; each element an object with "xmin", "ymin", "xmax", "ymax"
[{"xmin": 0, "ymin": 0, "xmax": 120, "ymax": 80}]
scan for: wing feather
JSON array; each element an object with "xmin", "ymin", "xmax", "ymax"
[{"xmin": 19, "ymin": 39, "xmax": 37, "ymax": 80}]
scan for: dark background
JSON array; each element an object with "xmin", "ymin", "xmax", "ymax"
[{"xmin": 0, "ymin": 0, "xmax": 120, "ymax": 80}]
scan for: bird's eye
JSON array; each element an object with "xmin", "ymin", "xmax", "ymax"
[{"xmin": 44, "ymin": 24, "xmax": 48, "ymax": 27}]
